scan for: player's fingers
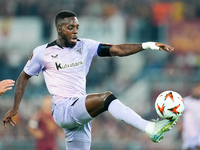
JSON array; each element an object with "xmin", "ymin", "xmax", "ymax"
[
  {"xmin": 5, "ymin": 83, "xmax": 15, "ymax": 88},
  {"xmin": 10, "ymin": 118, "xmax": 16, "ymax": 125},
  {"xmin": 5, "ymin": 112, "xmax": 11, "ymax": 118},
  {"xmin": 162, "ymin": 46, "xmax": 174, "ymax": 52},
  {"xmin": 0, "ymin": 80, "xmax": 15, "ymax": 87},
  {"xmin": 9, "ymin": 121, "xmax": 15, "ymax": 127},
  {"xmin": 2, "ymin": 79, "xmax": 15, "ymax": 83},
  {"xmin": 5, "ymin": 87, "xmax": 13, "ymax": 91},
  {"xmin": 3, "ymin": 118, "xmax": 9, "ymax": 128},
  {"xmin": 163, "ymin": 47, "xmax": 170, "ymax": 52},
  {"xmin": 167, "ymin": 46, "xmax": 174, "ymax": 52},
  {"xmin": 156, "ymin": 43, "xmax": 174, "ymax": 52},
  {"xmin": 7, "ymin": 82, "xmax": 15, "ymax": 85},
  {"xmin": 3, "ymin": 116, "xmax": 16, "ymax": 128},
  {"xmin": 9, "ymin": 80, "xmax": 15, "ymax": 84},
  {"xmin": 3, "ymin": 121, "xmax": 7, "ymax": 128},
  {"xmin": 3, "ymin": 87, "xmax": 12, "ymax": 92}
]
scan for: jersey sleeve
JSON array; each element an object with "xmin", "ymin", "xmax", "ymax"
[
  {"xmin": 83, "ymin": 39, "xmax": 101, "ymax": 57},
  {"xmin": 23, "ymin": 45, "xmax": 45, "ymax": 76}
]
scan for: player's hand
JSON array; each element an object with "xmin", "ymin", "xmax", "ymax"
[
  {"xmin": 3, "ymin": 109, "xmax": 18, "ymax": 128},
  {"xmin": 0, "ymin": 79, "xmax": 15, "ymax": 96},
  {"xmin": 155, "ymin": 43, "xmax": 174, "ymax": 52}
]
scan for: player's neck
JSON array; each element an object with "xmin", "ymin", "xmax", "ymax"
[
  {"xmin": 56, "ymin": 39, "xmax": 76, "ymax": 48},
  {"xmin": 56, "ymin": 39, "xmax": 65, "ymax": 47}
]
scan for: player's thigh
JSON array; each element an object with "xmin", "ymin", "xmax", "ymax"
[
  {"xmin": 85, "ymin": 91, "xmax": 113, "ymax": 117},
  {"xmin": 63, "ymin": 121, "xmax": 92, "ymax": 144},
  {"xmin": 70, "ymin": 95, "xmax": 93, "ymax": 124},
  {"xmin": 52, "ymin": 98, "xmax": 78, "ymax": 129}
]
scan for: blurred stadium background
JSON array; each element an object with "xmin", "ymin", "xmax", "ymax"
[{"xmin": 0, "ymin": 0, "xmax": 200, "ymax": 149}]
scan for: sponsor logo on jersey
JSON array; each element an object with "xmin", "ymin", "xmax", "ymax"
[{"xmin": 55, "ymin": 61, "xmax": 83, "ymax": 70}]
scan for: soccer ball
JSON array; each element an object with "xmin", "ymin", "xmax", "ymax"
[{"xmin": 155, "ymin": 90, "xmax": 184, "ymax": 120}]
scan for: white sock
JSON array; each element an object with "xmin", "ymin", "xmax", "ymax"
[{"xmin": 108, "ymin": 99, "xmax": 150, "ymax": 132}]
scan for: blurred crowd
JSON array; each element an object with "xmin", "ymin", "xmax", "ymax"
[
  {"xmin": 0, "ymin": 0, "xmax": 200, "ymax": 149},
  {"xmin": 1, "ymin": 0, "xmax": 200, "ymax": 41},
  {"xmin": 0, "ymin": 2, "xmax": 200, "ymax": 48}
]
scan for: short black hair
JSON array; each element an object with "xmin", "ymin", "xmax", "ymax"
[{"xmin": 55, "ymin": 10, "xmax": 76, "ymax": 27}]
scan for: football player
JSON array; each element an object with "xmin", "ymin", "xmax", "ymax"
[{"xmin": 3, "ymin": 10, "xmax": 178, "ymax": 150}]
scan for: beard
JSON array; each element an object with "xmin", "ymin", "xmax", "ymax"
[
  {"xmin": 60, "ymin": 34, "xmax": 77, "ymax": 48},
  {"xmin": 64, "ymin": 41, "xmax": 76, "ymax": 48}
]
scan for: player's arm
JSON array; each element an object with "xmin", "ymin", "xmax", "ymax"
[
  {"xmin": 3, "ymin": 71, "xmax": 31, "ymax": 128},
  {"xmin": 109, "ymin": 42, "xmax": 174, "ymax": 57},
  {"xmin": 0, "ymin": 79, "xmax": 15, "ymax": 96}
]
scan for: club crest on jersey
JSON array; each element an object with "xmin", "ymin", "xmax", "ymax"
[{"xmin": 74, "ymin": 47, "xmax": 82, "ymax": 55}]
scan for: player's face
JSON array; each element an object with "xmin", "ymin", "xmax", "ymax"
[{"xmin": 58, "ymin": 17, "xmax": 79, "ymax": 47}]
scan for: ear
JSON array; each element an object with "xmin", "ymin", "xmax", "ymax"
[{"xmin": 57, "ymin": 26, "xmax": 61, "ymax": 33}]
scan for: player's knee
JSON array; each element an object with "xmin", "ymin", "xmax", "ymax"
[{"xmin": 103, "ymin": 91, "xmax": 117, "ymax": 111}]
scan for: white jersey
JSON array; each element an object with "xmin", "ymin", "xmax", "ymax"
[{"xmin": 24, "ymin": 38, "xmax": 100, "ymax": 98}]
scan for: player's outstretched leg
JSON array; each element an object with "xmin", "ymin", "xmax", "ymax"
[
  {"xmin": 103, "ymin": 93, "xmax": 180, "ymax": 143},
  {"xmin": 105, "ymin": 94, "xmax": 181, "ymax": 143},
  {"xmin": 145, "ymin": 116, "xmax": 180, "ymax": 143},
  {"xmin": 87, "ymin": 92, "xmax": 180, "ymax": 143}
]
